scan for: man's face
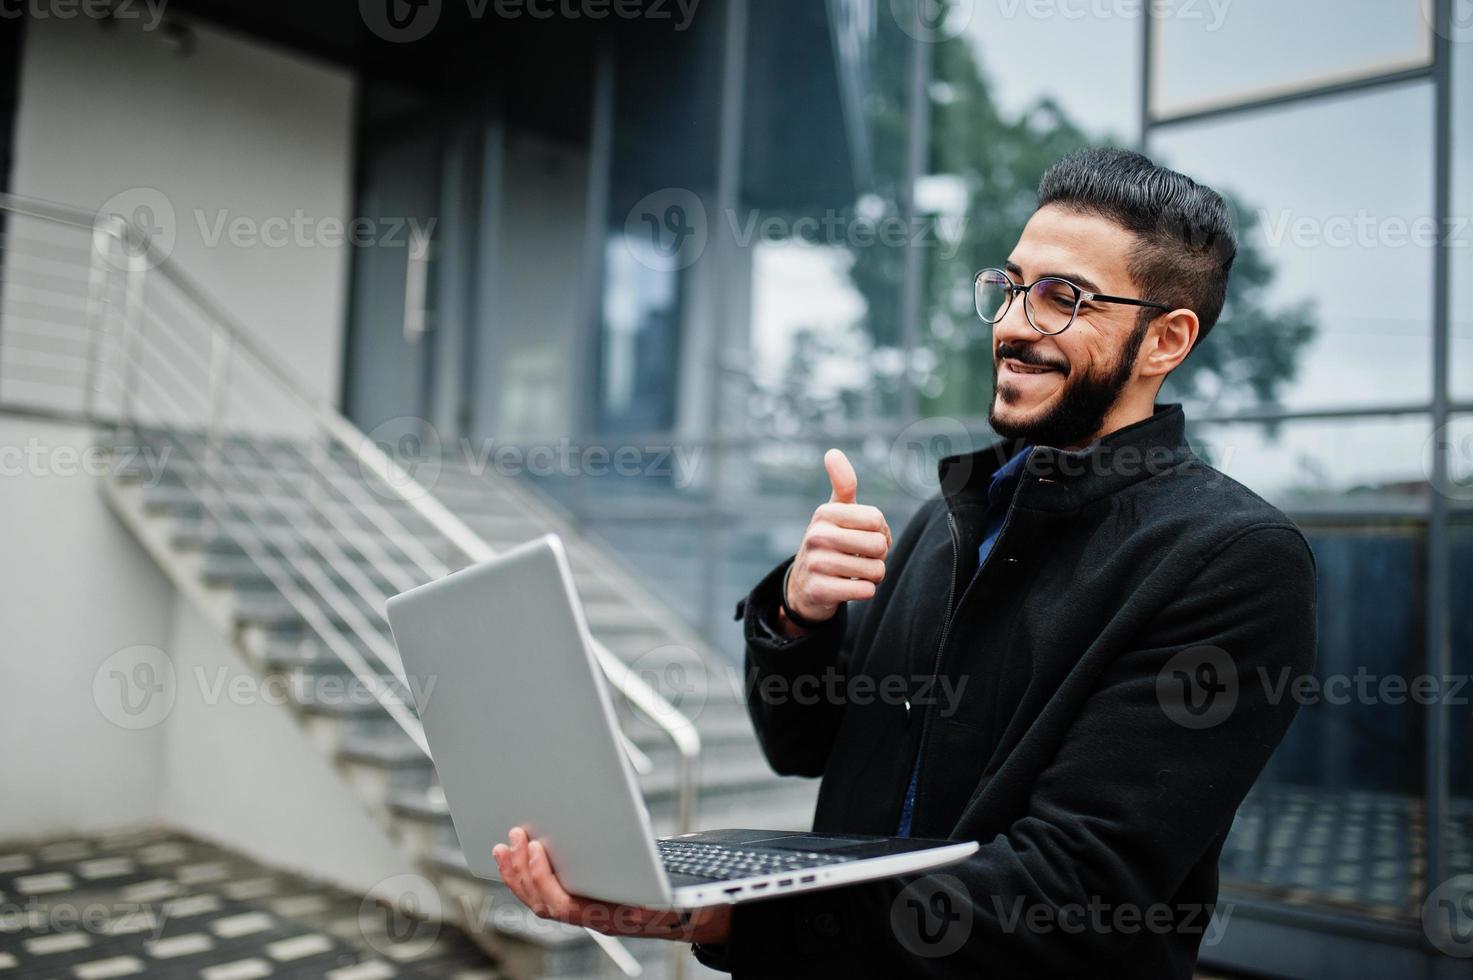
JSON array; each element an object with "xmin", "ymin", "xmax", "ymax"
[{"xmin": 987, "ymin": 204, "xmax": 1154, "ymax": 449}]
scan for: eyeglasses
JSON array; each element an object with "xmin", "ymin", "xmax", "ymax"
[{"xmin": 973, "ymin": 267, "xmax": 1172, "ymax": 336}]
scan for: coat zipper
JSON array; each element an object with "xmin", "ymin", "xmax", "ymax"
[{"xmin": 910, "ymin": 465, "xmax": 1029, "ymax": 826}]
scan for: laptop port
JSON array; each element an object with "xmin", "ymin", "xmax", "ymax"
[
  {"xmin": 751, "ymin": 882, "xmax": 768, "ymax": 890},
  {"xmin": 800, "ymin": 875, "xmax": 816, "ymax": 884},
  {"xmin": 777, "ymin": 878, "xmax": 792, "ymax": 886},
  {"xmin": 724, "ymin": 886, "xmax": 743, "ymax": 895}
]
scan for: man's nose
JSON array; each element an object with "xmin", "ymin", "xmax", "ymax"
[{"xmin": 991, "ymin": 291, "xmax": 1040, "ymax": 349}]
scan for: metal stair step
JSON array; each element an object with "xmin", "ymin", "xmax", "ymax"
[
  {"xmin": 232, "ymin": 588, "xmax": 387, "ymax": 631},
  {"xmin": 202, "ymin": 553, "xmax": 415, "ymax": 594}
]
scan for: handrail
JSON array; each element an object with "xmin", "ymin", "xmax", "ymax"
[{"xmin": 0, "ymin": 191, "xmax": 703, "ymax": 876}]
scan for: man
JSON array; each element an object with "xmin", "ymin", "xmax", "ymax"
[{"xmin": 493, "ymin": 147, "xmax": 1317, "ymax": 977}]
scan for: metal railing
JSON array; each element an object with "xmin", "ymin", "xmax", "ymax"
[{"xmin": 0, "ymin": 192, "xmax": 701, "ymax": 973}]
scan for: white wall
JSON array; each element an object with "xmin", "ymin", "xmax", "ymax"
[
  {"xmin": 8, "ymin": 14, "xmax": 357, "ymax": 403},
  {"xmin": 0, "ymin": 414, "xmax": 174, "ymax": 835},
  {"xmin": 0, "ymin": 415, "xmax": 415, "ymax": 894},
  {"xmin": 158, "ymin": 601, "xmax": 416, "ymax": 893}
]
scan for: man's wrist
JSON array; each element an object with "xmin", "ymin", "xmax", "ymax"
[{"xmin": 779, "ymin": 561, "xmax": 831, "ymax": 634}]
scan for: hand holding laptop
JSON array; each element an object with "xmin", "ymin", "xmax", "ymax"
[{"xmin": 493, "ymin": 826, "xmax": 733, "ymax": 943}]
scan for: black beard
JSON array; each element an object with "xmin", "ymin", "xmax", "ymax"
[{"xmin": 988, "ymin": 322, "xmax": 1149, "ymax": 449}]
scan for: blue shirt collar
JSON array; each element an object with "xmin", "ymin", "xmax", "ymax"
[{"xmin": 986, "ymin": 444, "xmax": 1031, "ymax": 509}]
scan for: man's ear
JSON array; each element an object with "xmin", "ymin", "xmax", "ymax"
[{"xmin": 1138, "ymin": 308, "xmax": 1199, "ymax": 379}]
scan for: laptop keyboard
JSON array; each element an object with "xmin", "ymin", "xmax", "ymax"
[{"xmin": 657, "ymin": 839, "xmax": 855, "ymax": 882}]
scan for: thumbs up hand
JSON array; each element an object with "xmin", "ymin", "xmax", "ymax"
[{"xmin": 781, "ymin": 449, "xmax": 893, "ymax": 631}]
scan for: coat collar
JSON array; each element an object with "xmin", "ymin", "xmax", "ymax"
[{"xmin": 937, "ymin": 403, "xmax": 1195, "ymax": 513}]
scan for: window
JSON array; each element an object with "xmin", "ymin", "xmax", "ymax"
[{"xmin": 1152, "ymin": 0, "xmax": 1432, "ymax": 119}]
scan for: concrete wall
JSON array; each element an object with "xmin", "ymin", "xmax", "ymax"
[
  {"xmin": 159, "ymin": 601, "xmax": 416, "ymax": 894},
  {"xmin": 0, "ymin": 414, "xmax": 414, "ymax": 894},
  {"xmin": 0, "ymin": 414, "xmax": 174, "ymax": 835},
  {"xmin": 6, "ymin": 13, "xmax": 356, "ymax": 405}
]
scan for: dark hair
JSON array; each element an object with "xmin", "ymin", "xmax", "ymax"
[{"xmin": 1037, "ymin": 147, "xmax": 1237, "ymax": 345}]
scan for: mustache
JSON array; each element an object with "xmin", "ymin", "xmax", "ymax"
[{"xmin": 995, "ymin": 342, "xmax": 1070, "ymax": 375}]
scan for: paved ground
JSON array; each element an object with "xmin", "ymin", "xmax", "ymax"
[
  {"xmin": 0, "ymin": 828, "xmax": 500, "ymax": 979},
  {"xmin": 0, "ymin": 827, "xmax": 1290, "ymax": 979}
]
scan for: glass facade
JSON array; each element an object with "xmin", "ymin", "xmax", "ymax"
[{"xmin": 340, "ymin": 0, "xmax": 1473, "ymax": 967}]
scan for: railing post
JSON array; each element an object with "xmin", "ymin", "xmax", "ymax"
[
  {"xmin": 205, "ymin": 322, "xmax": 233, "ymax": 476},
  {"xmin": 119, "ymin": 246, "xmax": 150, "ymax": 432},
  {"xmin": 82, "ymin": 216, "xmax": 123, "ymax": 425}
]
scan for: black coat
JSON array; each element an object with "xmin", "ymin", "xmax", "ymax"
[{"xmin": 705, "ymin": 403, "xmax": 1317, "ymax": 978}]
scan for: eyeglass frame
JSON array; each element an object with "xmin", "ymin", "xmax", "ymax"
[{"xmin": 973, "ymin": 267, "xmax": 1173, "ymax": 336}]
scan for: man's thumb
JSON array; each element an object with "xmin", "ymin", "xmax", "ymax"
[{"xmin": 825, "ymin": 448, "xmax": 858, "ymax": 504}]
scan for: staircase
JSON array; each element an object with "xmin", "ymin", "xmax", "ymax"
[{"xmin": 0, "ymin": 194, "xmax": 817, "ymax": 978}]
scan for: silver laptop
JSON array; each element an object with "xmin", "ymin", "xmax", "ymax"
[{"xmin": 384, "ymin": 533, "xmax": 977, "ymax": 909}]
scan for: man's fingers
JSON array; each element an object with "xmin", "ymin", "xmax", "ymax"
[
  {"xmin": 808, "ymin": 524, "xmax": 888, "ymax": 559},
  {"xmin": 825, "ymin": 448, "xmax": 857, "ymax": 504},
  {"xmin": 806, "ymin": 574, "xmax": 878, "ymax": 605},
  {"xmin": 806, "ymin": 552, "xmax": 885, "ymax": 584},
  {"xmin": 814, "ymin": 501, "xmax": 890, "ymax": 537},
  {"xmin": 527, "ymin": 841, "xmax": 574, "ymax": 919},
  {"xmin": 506, "ymin": 827, "xmax": 540, "ymax": 910}
]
